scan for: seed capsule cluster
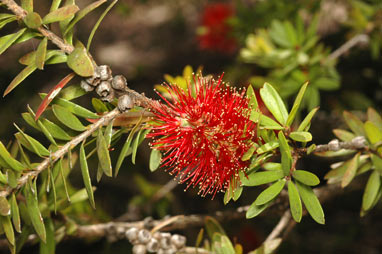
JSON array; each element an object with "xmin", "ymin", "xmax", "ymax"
[
  {"xmin": 126, "ymin": 228, "xmax": 186, "ymax": 254},
  {"xmin": 80, "ymin": 65, "xmax": 133, "ymax": 112}
]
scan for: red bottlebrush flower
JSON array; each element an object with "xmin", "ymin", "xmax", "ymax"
[
  {"xmin": 148, "ymin": 75, "xmax": 257, "ymax": 197},
  {"xmin": 197, "ymin": 3, "xmax": 237, "ymax": 53}
]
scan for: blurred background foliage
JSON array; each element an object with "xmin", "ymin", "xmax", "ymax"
[{"xmin": 0, "ymin": 0, "xmax": 382, "ymax": 253}]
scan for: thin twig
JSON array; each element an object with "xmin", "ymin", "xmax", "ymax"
[
  {"xmin": 326, "ymin": 34, "xmax": 369, "ymax": 62},
  {"xmin": 313, "ymin": 136, "xmax": 367, "ymax": 153},
  {"xmin": 0, "ymin": 108, "xmax": 121, "ymax": 198}
]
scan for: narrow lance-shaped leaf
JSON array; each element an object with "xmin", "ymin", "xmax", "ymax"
[
  {"xmin": 257, "ymin": 141, "xmax": 279, "ymax": 154},
  {"xmin": 367, "ymin": 107, "xmax": 382, "ymax": 130},
  {"xmin": 50, "ymin": 0, "xmax": 62, "ymax": 12},
  {"xmin": 292, "ymin": 170, "xmax": 320, "ymax": 186},
  {"xmin": 35, "ymin": 37, "xmax": 47, "ymax": 70},
  {"xmin": 43, "ymin": 4, "xmax": 79, "ymax": 24},
  {"xmin": 241, "ymin": 170, "xmax": 284, "ymax": 186},
  {"xmin": 246, "ymin": 85, "xmax": 258, "ymax": 109},
  {"xmin": 260, "ymin": 83, "xmax": 289, "ymax": 125},
  {"xmin": 288, "ymin": 181, "xmax": 302, "ymax": 222},
  {"xmin": 289, "ymin": 131, "xmax": 312, "ymax": 142},
  {"xmin": 246, "ymin": 199, "xmax": 273, "ymax": 219},
  {"xmin": 39, "ymin": 218, "xmax": 55, "ymax": 254},
  {"xmin": 287, "ymin": 82, "xmax": 308, "ymax": 126},
  {"xmin": 21, "ymin": 0, "xmax": 33, "ymax": 12},
  {"xmin": 10, "ymin": 194, "xmax": 21, "ymax": 233},
  {"xmin": 254, "ymin": 179, "xmax": 286, "ymax": 205},
  {"xmin": 67, "ymin": 44, "xmax": 94, "ymax": 77},
  {"xmin": 35, "ymin": 73, "xmax": 75, "ymax": 120},
  {"xmin": 25, "ymin": 180, "xmax": 46, "ymax": 242},
  {"xmin": 364, "ymin": 121, "xmax": 382, "ymax": 145},
  {"xmin": 115, "ymin": 119, "xmax": 142, "ymax": 177},
  {"xmin": 278, "ymin": 131, "xmax": 292, "ymax": 176},
  {"xmin": 341, "ymin": 153, "xmax": 360, "ymax": 188},
  {"xmin": 14, "ymin": 129, "xmax": 50, "ymax": 157},
  {"xmin": 0, "ymin": 197, "xmax": 10, "ymax": 216},
  {"xmin": 297, "ymin": 107, "xmax": 319, "ymax": 132},
  {"xmin": 362, "ymin": 170, "xmax": 381, "ymax": 211},
  {"xmin": 0, "ymin": 141, "xmax": 26, "ymax": 171},
  {"xmin": 343, "ymin": 111, "xmax": 366, "ymax": 137},
  {"xmin": 296, "ymin": 181, "xmax": 325, "ymax": 224},
  {"xmin": 333, "ymin": 129, "xmax": 355, "ymax": 142},
  {"xmin": 58, "ymin": 158, "xmax": 70, "ymax": 202},
  {"xmin": 52, "ymin": 104, "xmax": 87, "ymax": 131},
  {"xmin": 41, "ymin": 118, "xmax": 72, "ymax": 141},
  {"xmin": 97, "ymin": 129, "xmax": 112, "ymax": 177},
  {"xmin": 149, "ymin": 149, "xmax": 162, "ymax": 172},
  {"xmin": 3, "ymin": 60, "xmax": 37, "ymax": 97},
  {"xmin": 0, "ymin": 28, "xmax": 27, "ymax": 55},
  {"xmin": 0, "ymin": 215, "xmax": 15, "ymax": 246},
  {"xmin": 79, "ymin": 141, "xmax": 95, "ymax": 208},
  {"xmin": 64, "ymin": 0, "xmax": 107, "ymax": 35}
]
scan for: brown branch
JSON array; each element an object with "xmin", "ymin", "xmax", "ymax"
[
  {"xmin": 0, "ymin": 108, "xmax": 121, "ymax": 198},
  {"xmin": 326, "ymin": 34, "xmax": 369, "ymax": 62},
  {"xmin": 313, "ymin": 136, "xmax": 367, "ymax": 153}
]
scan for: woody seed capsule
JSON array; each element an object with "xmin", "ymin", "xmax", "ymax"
[
  {"xmin": 118, "ymin": 94, "xmax": 134, "ymax": 112},
  {"xmin": 96, "ymin": 65, "xmax": 112, "ymax": 81},
  {"xmin": 137, "ymin": 229, "xmax": 152, "ymax": 244},
  {"xmin": 112, "ymin": 75, "xmax": 127, "ymax": 90},
  {"xmin": 81, "ymin": 80, "xmax": 94, "ymax": 92},
  {"xmin": 132, "ymin": 244, "xmax": 147, "ymax": 254},
  {"xmin": 126, "ymin": 227, "xmax": 139, "ymax": 242},
  {"xmin": 171, "ymin": 234, "xmax": 186, "ymax": 249},
  {"xmin": 159, "ymin": 233, "xmax": 171, "ymax": 249},
  {"xmin": 146, "ymin": 238, "xmax": 159, "ymax": 253},
  {"xmin": 96, "ymin": 81, "xmax": 111, "ymax": 97}
]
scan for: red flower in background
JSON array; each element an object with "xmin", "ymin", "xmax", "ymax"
[
  {"xmin": 197, "ymin": 3, "xmax": 237, "ymax": 53},
  {"xmin": 148, "ymin": 76, "xmax": 256, "ymax": 197}
]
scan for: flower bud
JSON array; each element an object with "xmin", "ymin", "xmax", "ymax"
[
  {"xmin": 138, "ymin": 229, "xmax": 152, "ymax": 244},
  {"xmin": 126, "ymin": 227, "xmax": 139, "ymax": 242},
  {"xmin": 118, "ymin": 94, "xmax": 134, "ymax": 112},
  {"xmin": 132, "ymin": 244, "xmax": 147, "ymax": 254},
  {"xmin": 146, "ymin": 238, "xmax": 159, "ymax": 253},
  {"xmin": 96, "ymin": 65, "xmax": 112, "ymax": 81},
  {"xmin": 81, "ymin": 80, "xmax": 94, "ymax": 92},
  {"xmin": 112, "ymin": 75, "xmax": 127, "ymax": 90},
  {"xmin": 171, "ymin": 234, "xmax": 186, "ymax": 249}
]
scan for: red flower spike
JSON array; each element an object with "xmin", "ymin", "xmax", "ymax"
[
  {"xmin": 148, "ymin": 75, "xmax": 257, "ymax": 197},
  {"xmin": 197, "ymin": 3, "xmax": 237, "ymax": 53}
]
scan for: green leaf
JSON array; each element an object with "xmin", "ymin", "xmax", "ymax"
[
  {"xmin": 292, "ymin": 170, "xmax": 320, "ymax": 186},
  {"xmin": 10, "ymin": 194, "xmax": 21, "ymax": 233},
  {"xmin": 21, "ymin": 0, "xmax": 33, "ymax": 12},
  {"xmin": 288, "ymin": 181, "xmax": 302, "ymax": 222},
  {"xmin": 297, "ymin": 107, "xmax": 319, "ymax": 132},
  {"xmin": 14, "ymin": 131, "xmax": 50, "ymax": 157},
  {"xmin": 40, "ymin": 93, "xmax": 99, "ymax": 119},
  {"xmin": 50, "ymin": 0, "xmax": 62, "ymax": 12},
  {"xmin": 0, "ymin": 197, "xmax": 10, "ymax": 216},
  {"xmin": 314, "ymin": 77, "xmax": 340, "ymax": 91},
  {"xmin": 254, "ymin": 179, "xmax": 286, "ymax": 205},
  {"xmin": 0, "ymin": 28, "xmax": 27, "ymax": 55},
  {"xmin": 24, "ymin": 12, "xmax": 42, "ymax": 29},
  {"xmin": 278, "ymin": 131, "xmax": 292, "ymax": 176},
  {"xmin": 343, "ymin": 111, "xmax": 365, "ymax": 136},
  {"xmin": 0, "ymin": 16, "xmax": 17, "ymax": 29},
  {"xmin": 3, "ymin": 63, "xmax": 37, "ymax": 97},
  {"xmin": 241, "ymin": 170, "xmax": 284, "ymax": 186},
  {"xmin": 67, "ymin": 46, "xmax": 94, "ymax": 77},
  {"xmin": 289, "ymin": 131, "xmax": 312, "ymax": 142},
  {"xmin": 41, "ymin": 118, "xmax": 72, "ymax": 141},
  {"xmin": 22, "ymin": 112, "xmax": 40, "ymax": 130},
  {"xmin": 39, "ymin": 218, "xmax": 55, "ymax": 254},
  {"xmin": 341, "ymin": 153, "xmax": 360, "ymax": 188},
  {"xmin": 364, "ymin": 121, "xmax": 382, "ymax": 145},
  {"xmin": 371, "ymin": 154, "xmax": 382, "ymax": 172},
  {"xmin": 246, "ymin": 85, "xmax": 258, "ymax": 109},
  {"xmin": 362, "ymin": 170, "xmax": 381, "ymax": 211},
  {"xmin": 35, "ymin": 37, "xmax": 47, "ymax": 70},
  {"xmin": 205, "ymin": 216, "xmax": 225, "ymax": 240},
  {"xmin": 131, "ymin": 129, "xmax": 143, "ymax": 165},
  {"xmin": 257, "ymin": 141, "xmax": 279, "ymax": 154},
  {"xmin": 37, "ymin": 120, "xmax": 57, "ymax": 146},
  {"xmin": 52, "ymin": 104, "xmax": 86, "ymax": 131},
  {"xmin": 79, "ymin": 141, "xmax": 95, "ymax": 208},
  {"xmin": 246, "ymin": 199, "xmax": 273, "ymax": 219},
  {"xmin": 286, "ymin": 82, "xmax": 308, "ymax": 126},
  {"xmin": 0, "ymin": 141, "xmax": 26, "ymax": 171},
  {"xmin": 367, "ymin": 108, "xmax": 382, "ymax": 130},
  {"xmin": 86, "ymin": 0, "xmax": 118, "ymax": 50},
  {"xmin": 97, "ymin": 129, "xmax": 112, "ymax": 177},
  {"xmin": 296, "ymin": 181, "xmax": 325, "ymax": 224},
  {"xmin": 92, "ymin": 98, "xmax": 108, "ymax": 113},
  {"xmin": 60, "ymin": 85, "xmax": 86, "ymax": 100},
  {"xmin": 260, "ymin": 83, "xmax": 288, "ymax": 125},
  {"xmin": 333, "ymin": 129, "xmax": 355, "ymax": 142},
  {"xmin": 258, "ymin": 114, "xmax": 284, "ymax": 130},
  {"xmin": 25, "ymin": 181, "xmax": 46, "ymax": 242},
  {"xmin": 0, "ymin": 215, "xmax": 15, "ymax": 246},
  {"xmin": 64, "ymin": 0, "xmax": 107, "ymax": 35},
  {"xmin": 149, "ymin": 149, "xmax": 162, "ymax": 172},
  {"xmin": 241, "ymin": 145, "xmax": 256, "ymax": 161},
  {"xmin": 43, "ymin": 4, "xmax": 79, "ymax": 24},
  {"xmin": 58, "ymin": 158, "xmax": 70, "ymax": 202}
]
